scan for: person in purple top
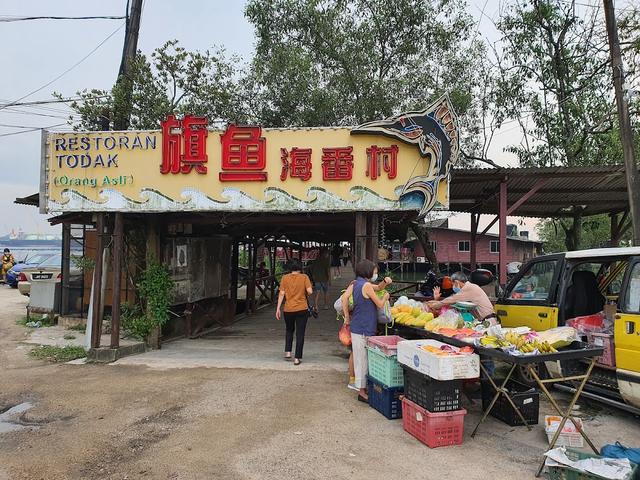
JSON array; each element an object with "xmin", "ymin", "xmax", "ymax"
[{"xmin": 341, "ymin": 259, "xmax": 392, "ymax": 402}]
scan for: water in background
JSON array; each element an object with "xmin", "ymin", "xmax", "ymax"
[{"xmin": 0, "ymin": 239, "xmax": 61, "ymax": 262}]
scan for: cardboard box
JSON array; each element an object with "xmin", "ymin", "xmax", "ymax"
[{"xmin": 397, "ymin": 339, "xmax": 480, "ymax": 381}]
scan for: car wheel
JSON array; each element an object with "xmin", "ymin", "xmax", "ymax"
[{"xmin": 516, "ymin": 363, "xmax": 549, "ymax": 387}]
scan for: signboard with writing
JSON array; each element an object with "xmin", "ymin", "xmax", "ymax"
[{"xmin": 42, "ymin": 95, "xmax": 458, "ymax": 217}]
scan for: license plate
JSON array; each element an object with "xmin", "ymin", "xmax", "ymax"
[{"xmin": 32, "ymin": 273, "xmax": 52, "ymax": 280}]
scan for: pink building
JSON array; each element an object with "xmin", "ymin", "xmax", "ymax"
[{"xmin": 407, "ymin": 225, "xmax": 542, "ymax": 275}]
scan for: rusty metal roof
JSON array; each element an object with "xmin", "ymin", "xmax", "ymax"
[{"xmin": 450, "ymin": 165, "xmax": 630, "ymax": 218}]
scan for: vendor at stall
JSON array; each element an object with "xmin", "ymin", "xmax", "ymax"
[{"xmin": 426, "ymin": 272, "xmax": 497, "ymax": 323}]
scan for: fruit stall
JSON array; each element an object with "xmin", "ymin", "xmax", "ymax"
[{"xmin": 368, "ymin": 295, "xmax": 628, "ymax": 478}]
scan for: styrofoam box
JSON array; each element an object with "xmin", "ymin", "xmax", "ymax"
[{"xmin": 397, "ymin": 340, "xmax": 480, "ymax": 381}]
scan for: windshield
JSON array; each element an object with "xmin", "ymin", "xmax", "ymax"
[
  {"xmin": 26, "ymin": 254, "xmax": 52, "ymax": 265},
  {"xmin": 37, "ymin": 255, "xmax": 62, "ymax": 268}
]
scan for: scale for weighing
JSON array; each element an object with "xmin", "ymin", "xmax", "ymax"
[{"xmin": 453, "ymin": 301, "xmax": 477, "ymax": 323}]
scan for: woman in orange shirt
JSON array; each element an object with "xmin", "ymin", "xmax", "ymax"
[{"xmin": 276, "ymin": 259, "xmax": 313, "ymax": 365}]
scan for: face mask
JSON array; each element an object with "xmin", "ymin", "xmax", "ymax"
[
  {"xmin": 453, "ymin": 287, "xmax": 461, "ymax": 293},
  {"xmin": 371, "ymin": 274, "xmax": 378, "ymax": 282}
]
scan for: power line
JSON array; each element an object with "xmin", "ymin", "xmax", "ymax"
[
  {"xmin": 0, "ymin": 95, "xmax": 111, "ymax": 108},
  {"xmin": 0, "ymin": 22, "xmax": 124, "ymax": 111},
  {"xmin": 0, "ymin": 123, "xmax": 65, "ymax": 138},
  {"xmin": 0, "ymin": 15, "xmax": 125, "ymax": 22}
]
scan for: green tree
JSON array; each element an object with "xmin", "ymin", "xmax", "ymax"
[
  {"xmin": 492, "ymin": 0, "xmax": 640, "ymax": 248},
  {"xmin": 537, "ymin": 214, "xmax": 632, "ymax": 253},
  {"xmin": 244, "ymin": 0, "xmax": 487, "ymax": 161},
  {"xmin": 59, "ymin": 40, "xmax": 246, "ymax": 131}
]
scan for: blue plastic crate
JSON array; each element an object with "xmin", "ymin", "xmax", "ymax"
[{"xmin": 367, "ymin": 375, "xmax": 403, "ymax": 419}]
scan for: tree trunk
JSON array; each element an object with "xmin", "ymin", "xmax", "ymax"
[
  {"xmin": 562, "ymin": 210, "xmax": 583, "ymax": 251},
  {"xmin": 408, "ymin": 222, "xmax": 439, "ymax": 274}
]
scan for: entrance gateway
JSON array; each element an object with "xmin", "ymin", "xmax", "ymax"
[{"xmin": 40, "ymin": 95, "xmax": 459, "ymax": 352}]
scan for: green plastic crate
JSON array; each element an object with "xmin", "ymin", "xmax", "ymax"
[
  {"xmin": 367, "ymin": 346, "xmax": 404, "ymax": 388},
  {"xmin": 547, "ymin": 447, "xmax": 638, "ymax": 480}
]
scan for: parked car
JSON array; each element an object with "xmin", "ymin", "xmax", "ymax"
[
  {"xmin": 6, "ymin": 253, "xmax": 55, "ymax": 288},
  {"xmin": 17, "ymin": 254, "xmax": 63, "ymax": 297}
]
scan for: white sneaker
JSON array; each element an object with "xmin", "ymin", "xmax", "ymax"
[{"xmin": 347, "ymin": 382, "xmax": 359, "ymax": 391}]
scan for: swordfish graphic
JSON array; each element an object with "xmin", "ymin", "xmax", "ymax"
[{"xmin": 351, "ymin": 95, "xmax": 459, "ymax": 217}]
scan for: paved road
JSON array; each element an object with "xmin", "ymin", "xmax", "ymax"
[{"xmin": 1, "ymin": 285, "xmax": 639, "ymax": 480}]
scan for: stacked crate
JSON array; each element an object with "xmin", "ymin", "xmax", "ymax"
[
  {"xmin": 396, "ymin": 339, "xmax": 480, "ymax": 448},
  {"xmin": 365, "ymin": 336, "xmax": 405, "ymax": 420}
]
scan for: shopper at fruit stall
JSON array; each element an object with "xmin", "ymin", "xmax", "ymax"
[
  {"xmin": 341, "ymin": 259, "xmax": 392, "ymax": 402},
  {"xmin": 426, "ymin": 272, "xmax": 496, "ymax": 323},
  {"xmin": 1, "ymin": 248, "xmax": 15, "ymax": 283},
  {"xmin": 276, "ymin": 259, "xmax": 313, "ymax": 366}
]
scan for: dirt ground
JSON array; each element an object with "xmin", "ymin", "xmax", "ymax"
[{"xmin": 1, "ymin": 286, "xmax": 639, "ymax": 480}]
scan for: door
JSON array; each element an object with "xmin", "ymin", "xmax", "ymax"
[
  {"xmin": 495, "ymin": 255, "xmax": 563, "ymax": 331},
  {"xmin": 616, "ymin": 258, "xmax": 640, "ymax": 373}
]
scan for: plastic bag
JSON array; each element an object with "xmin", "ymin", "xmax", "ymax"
[
  {"xmin": 377, "ymin": 300, "xmax": 392, "ymax": 324},
  {"xmin": 601, "ymin": 442, "xmax": 640, "ymax": 465},
  {"xmin": 566, "ymin": 312, "xmax": 605, "ymax": 335},
  {"xmin": 339, "ymin": 323, "xmax": 352, "ymax": 346}
]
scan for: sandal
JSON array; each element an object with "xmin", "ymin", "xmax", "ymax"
[
  {"xmin": 284, "ymin": 352, "xmax": 292, "ymax": 360},
  {"xmin": 293, "ymin": 359, "xmax": 301, "ymax": 366},
  {"xmin": 357, "ymin": 394, "xmax": 368, "ymax": 403}
]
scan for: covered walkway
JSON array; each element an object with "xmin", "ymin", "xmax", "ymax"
[{"xmin": 115, "ymin": 282, "xmax": 350, "ymax": 371}]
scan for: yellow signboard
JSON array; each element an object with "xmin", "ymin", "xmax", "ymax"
[{"xmin": 42, "ymin": 95, "xmax": 458, "ymax": 216}]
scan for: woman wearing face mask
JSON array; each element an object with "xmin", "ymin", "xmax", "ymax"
[
  {"xmin": 426, "ymin": 271, "xmax": 496, "ymax": 323},
  {"xmin": 341, "ymin": 259, "xmax": 392, "ymax": 402}
]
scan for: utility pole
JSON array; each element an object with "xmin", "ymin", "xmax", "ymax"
[
  {"xmin": 114, "ymin": 0, "xmax": 143, "ymax": 130},
  {"xmin": 603, "ymin": 0, "xmax": 640, "ymax": 245}
]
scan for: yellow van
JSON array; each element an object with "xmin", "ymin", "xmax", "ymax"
[{"xmin": 495, "ymin": 247, "xmax": 640, "ymax": 413}]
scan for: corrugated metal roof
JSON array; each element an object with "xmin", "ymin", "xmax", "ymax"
[{"xmin": 450, "ymin": 165, "xmax": 631, "ymax": 218}]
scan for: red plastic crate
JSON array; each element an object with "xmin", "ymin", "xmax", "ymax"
[
  {"xmin": 367, "ymin": 335, "xmax": 405, "ymax": 356},
  {"xmin": 401, "ymin": 396, "xmax": 466, "ymax": 448},
  {"xmin": 587, "ymin": 332, "xmax": 616, "ymax": 367}
]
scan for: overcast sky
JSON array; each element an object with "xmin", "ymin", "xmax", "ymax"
[{"xmin": 0, "ymin": 0, "xmax": 556, "ymax": 238}]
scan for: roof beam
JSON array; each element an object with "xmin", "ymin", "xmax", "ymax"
[{"xmin": 507, "ymin": 178, "xmax": 551, "ymax": 216}]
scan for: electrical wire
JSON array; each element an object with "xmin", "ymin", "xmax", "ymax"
[
  {"xmin": 0, "ymin": 15, "xmax": 125, "ymax": 22},
  {"xmin": 0, "ymin": 123, "xmax": 65, "ymax": 138},
  {"xmin": 0, "ymin": 95, "xmax": 111, "ymax": 108},
  {"xmin": 0, "ymin": 22, "xmax": 124, "ymax": 111}
]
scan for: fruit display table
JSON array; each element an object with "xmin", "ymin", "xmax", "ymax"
[{"xmin": 391, "ymin": 325, "xmax": 604, "ymax": 477}]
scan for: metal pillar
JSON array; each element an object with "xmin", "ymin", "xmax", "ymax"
[
  {"xmin": 90, "ymin": 214, "xmax": 105, "ymax": 349},
  {"xmin": 60, "ymin": 223, "xmax": 71, "ymax": 315},
  {"xmin": 499, "ymin": 181, "xmax": 508, "ymax": 286},
  {"xmin": 366, "ymin": 213, "xmax": 379, "ymax": 261},
  {"xmin": 110, "ymin": 213, "xmax": 123, "ymax": 348}
]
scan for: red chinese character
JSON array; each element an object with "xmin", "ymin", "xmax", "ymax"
[
  {"xmin": 181, "ymin": 115, "xmax": 208, "ymax": 174},
  {"xmin": 280, "ymin": 147, "xmax": 312, "ymax": 181},
  {"xmin": 366, "ymin": 145, "xmax": 398, "ymax": 180},
  {"xmin": 219, "ymin": 125, "xmax": 267, "ymax": 182},
  {"xmin": 160, "ymin": 114, "xmax": 209, "ymax": 175},
  {"xmin": 321, "ymin": 147, "xmax": 353, "ymax": 180}
]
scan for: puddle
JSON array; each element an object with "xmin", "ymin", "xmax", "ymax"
[{"xmin": 0, "ymin": 402, "xmax": 36, "ymax": 433}]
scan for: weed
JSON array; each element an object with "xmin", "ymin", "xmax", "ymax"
[
  {"xmin": 29, "ymin": 345, "xmax": 86, "ymax": 363},
  {"xmin": 67, "ymin": 324, "xmax": 86, "ymax": 333},
  {"xmin": 16, "ymin": 316, "xmax": 54, "ymax": 327},
  {"xmin": 63, "ymin": 334, "xmax": 76, "ymax": 340}
]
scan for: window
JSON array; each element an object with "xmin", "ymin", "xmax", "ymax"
[
  {"xmin": 623, "ymin": 263, "xmax": 640, "ymax": 313},
  {"xmin": 508, "ymin": 259, "xmax": 558, "ymax": 301},
  {"xmin": 490, "ymin": 240, "xmax": 499, "ymax": 253},
  {"xmin": 428, "ymin": 241, "xmax": 437, "ymax": 252},
  {"xmin": 458, "ymin": 241, "xmax": 470, "ymax": 252}
]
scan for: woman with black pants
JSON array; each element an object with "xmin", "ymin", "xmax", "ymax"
[{"xmin": 276, "ymin": 259, "xmax": 313, "ymax": 365}]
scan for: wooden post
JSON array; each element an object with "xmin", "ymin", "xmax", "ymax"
[
  {"xmin": 470, "ymin": 213, "xmax": 479, "ymax": 271},
  {"xmin": 250, "ymin": 240, "xmax": 258, "ymax": 312},
  {"xmin": 60, "ymin": 223, "xmax": 71, "ymax": 315},
  {"xmin": 230, "ymin": 239, "xmax": 239, "ymax": 305},
  {"xmin": 367, "ymin": 213, "xmax": 379, "ymax": 261},
  {"xmin": 145, "ymin": 216, "xmax": 161, "ymax": 349},
  {"xmin": 110, "ymin": 213, "xmax": 124, "ymax": 348},
  {"xmin": 355, "ymin": 213, "xmax": 367, "ymax": 264},
  {"xmin": 499, "ymin": 180, "xmax": 508, "ymax": 286},
  {"xmin": 90, "ymin": 214, "xmax": 105, "ymax": 349}
]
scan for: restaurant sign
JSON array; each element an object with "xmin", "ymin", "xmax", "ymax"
[{"xmin": 41, "ymin": 95, "xmax": 458, "ymax": 216}]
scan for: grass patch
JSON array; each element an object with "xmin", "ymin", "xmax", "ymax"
[
  {"xmin": 63, "ymin": 334, "xmax": 76, "ymax": 340},
  {"xmin": 67, "ymin": 324, "xmax": 86, "ymax": 333},
  {"xmin": 29, "ymin": 345, "xmax": 86, "ymax": 363}
]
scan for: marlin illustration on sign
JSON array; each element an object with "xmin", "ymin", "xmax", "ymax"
[{"xmin": 351, "ymin": 95, "xmax": 459, "ymax": 217}]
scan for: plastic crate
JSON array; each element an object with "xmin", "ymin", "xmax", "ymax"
[
  {"xmin": 545, "ymin": 416, "xmax": 585, "ymax": 448},
  {"xmin": 367, "ymin": 375, "xmax": 403, "ymax": 419},
  {"xmin": 367, "ymin": 335, "xmax": 405, "ymax": 356},
  {"xmin": 587, "ymin": 332, "xmax": 616, "ymax": 367},
  {"xmin": 402, "ymin": 365, "xmax": 462, "ymax": 413},
  {"xmin": 400, "ymin": 396, "xmax": 466, "ymax": 448},
  {"xmin": 547, "ymin": 447, "xmax": 638, "ymax": 480},
  {"xmin": 367, "ymin": 346, "xmax": 404, "ymax": 387},
  {"xmin": 480, "ymin": 379, "xmax": 539, "ymax": 426}
]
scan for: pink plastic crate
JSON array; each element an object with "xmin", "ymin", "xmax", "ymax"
[
  {"xmin": 367, "ymin": 335, "xmax": 405, "ymax": 356},
  {"xmin": 401, "ymin": 396, "xmax": 466, "ymax": 448},
  {"xmin": 587, "ymin": 332, "xmax": 616, "ymax": 367}
]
